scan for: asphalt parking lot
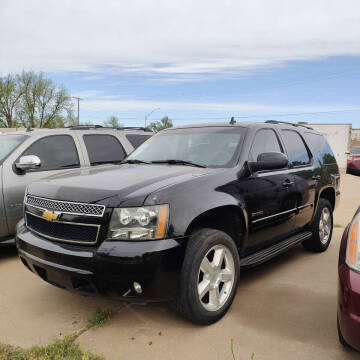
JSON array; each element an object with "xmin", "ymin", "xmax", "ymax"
[{"xmin": 1, "ymin": 173, "xmax": 359, "ymax": 360}]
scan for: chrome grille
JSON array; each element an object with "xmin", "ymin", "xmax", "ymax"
[{"xmin": 26, "ymin": 195, "xmax": 105, "ymax": 217}]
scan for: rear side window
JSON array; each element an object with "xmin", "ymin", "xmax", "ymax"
[
  {"xmin": 83, "ymin": 134, "xmax": 126, "ymax": 165},
  {"xmin": 303, "ymin": 133, "xmax": 336, "ymax": 165},
  {"xmin": 249, "ymin": 129, "xmax": 283, "ymax": 161},
  {"xmin": 281, "ymin": 130, "xmax": 310, "ymax": 167},
  {"xmin": 22, "ymin": 135, "xmax": 80, "ymax": 171},
  {"xmin": 126, "ymin": 134, "xmax": 152, "ymax": 149}
]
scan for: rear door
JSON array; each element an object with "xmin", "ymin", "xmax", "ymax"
[
  {"xmin": 81, "ymin": 133, "xmax": 127, "ymax": 166},
  {"xmin": 3, "ymin": 134, "xmax": 83, "ymax": 234},
  {"xmin": 280, "ymin": 129, "xmax": 316, "ymax": 229},
  {"xmin": 242, "ymin": 128, "xmax": 298, "ymax": 251}
]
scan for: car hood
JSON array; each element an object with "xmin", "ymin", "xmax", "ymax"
[{"xmin": 27, "ymin": 164, "xmax": 217, "ymax": 207}]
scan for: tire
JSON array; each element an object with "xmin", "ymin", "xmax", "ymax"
[
  {"xmin": 337, "ymin": 315, "xmax": 350, "ymax": 349},
  {"xmin": 302, "ymin": 198, "xmax": 333, "ymax": 252},
  {"xmin": 176, "ymin": 228, "xmax": 240, "ymax": 325}
]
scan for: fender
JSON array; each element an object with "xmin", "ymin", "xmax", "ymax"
[
  {"xmin": 144, "ymin": 168, "xmax": 249, "ymax": 249},
  {"xmin": 311, "ymin": 184, "xmax": 336, "ymax": 223}
]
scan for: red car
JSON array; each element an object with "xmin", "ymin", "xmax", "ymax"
[
  {"xmin": 347, "ymin": 147, "xmax": 360, "ymax": 174},
  {"xmin": 338, "ymin": 207, "xmax": 360, "ymax": 351}
]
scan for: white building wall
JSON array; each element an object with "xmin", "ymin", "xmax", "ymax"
[{"xmin": 308, "ymin": 124, "xmax": 351, "ymax": 169}]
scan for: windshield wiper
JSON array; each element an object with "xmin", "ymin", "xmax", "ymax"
[
  {"xmin": 151, "ymin": 159, "xmax": 207, "ymax": 168},
  {"xmin": 120, "ymin": 159, "xmax": 151, "ymax": 165}
]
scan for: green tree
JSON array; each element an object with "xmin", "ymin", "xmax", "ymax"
[
  {"xmin": 16, "ymin": 71, "xmax": 72, "ymax": 128},
  {"xmin": 104, "ymin": 115, "xmax": 123, "ymax": 128},
  {"xmin": 0, "ymin": 74, "xmax": 23, "ymax": 127},
  {"xmin": 148, "ymin": 116, "xmax": 173, "ymax": 132}
]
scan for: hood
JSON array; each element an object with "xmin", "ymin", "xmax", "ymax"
[{"xmin": 27, "ymin": 164, "xmax": 216, "ymax": 207}]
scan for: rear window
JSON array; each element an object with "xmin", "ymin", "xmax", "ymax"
[
  {"xmin": 126, "ymin": 134, "xmax": 152, "ymax": 149},
  {"xmin": 281, "ymin": 130, "xmax": 310, "ymax": 167},
  {"xmin": 303, "ymin": 132, "xmax": 336, "ymax": 165},
  {"xmin": 83, "ymin": 134, "xmax": 126, "ymax": 166}
]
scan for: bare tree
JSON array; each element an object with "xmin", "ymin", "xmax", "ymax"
[{"xmin": 0, "ymin": 74, "xmax": 23, "ymax": 127}]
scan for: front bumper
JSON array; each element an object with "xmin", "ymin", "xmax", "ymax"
[
  {"xmin": 16, "ymin": 224, "xmax": 186, "ymax": 301},
  {"xmin": 338, "ymin": 263, "xmax": 360, "ymax": 351}
]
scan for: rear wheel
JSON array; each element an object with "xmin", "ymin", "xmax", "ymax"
[
  {"xmin": 303, "ymin": 198, "xmax": 333, "ymax": 252},
  {"xmin": 176, "ymin": 228, "xmax": 240, "ymax": 325}
]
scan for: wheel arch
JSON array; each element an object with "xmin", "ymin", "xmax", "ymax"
[
  {"xmin": 319, "ymin": 186, "xmax": 336, "ymax": 210},
  {"xmin": 184, "ymin": 205, "xmax": 248, "ymax": 250}
]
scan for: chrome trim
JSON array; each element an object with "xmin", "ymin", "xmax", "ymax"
[
  {"xmin": 298, "ymin": 202, "xmax": 313, "ymax": 210},
  {"xmin": 25, "ymin": 212, "xmax": 100, "ymax": 245},
  {"xmin": 252, "ymin": 208, "xmax": 297, "ymax": 224},
  {"xmin": 25, "ymin": 195, "xmax": 105, "ymax": 217}
]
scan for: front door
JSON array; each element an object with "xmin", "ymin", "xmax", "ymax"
[
  {"xmin": 3, "ymin": 134, "xmax": 82, "ymax": 235},
  {"xmin": 240, "ymin": 128, "xmax": 298, "ymax": 252}
]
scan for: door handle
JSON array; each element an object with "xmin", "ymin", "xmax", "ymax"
[
  {"xmin": 312, "ymin": 175, "xmax": 321, "ymax": 181},
  {"xmin": 282, "ymin": 179, "xmax": 294, "ymax": 187}
]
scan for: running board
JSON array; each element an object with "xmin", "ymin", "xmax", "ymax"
[{"xmin": 240, "ymin": 231, "xmax": 312, "ymax": 268}]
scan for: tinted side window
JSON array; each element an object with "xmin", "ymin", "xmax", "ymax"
[
  {"xmin": 22, "ymin": 135, "xmax": 79, "ymax": 170},
  {"xmin": 249, "ymin": 129, "xmax": 283, "ymax": 161},
  {"xmin": 303, "ymin": 133, "xmax": 336, "ymax": 165},
  {"xmin": 126, "ymin": 134, "xmax": 152, "ymax": 149},
  {"xmin": 281, "ymin": 130, "xmax": 310, "ymax": 166},
  {"xmin": 83, "ymin": 135, "xmax": 126, "ymax": 165}
]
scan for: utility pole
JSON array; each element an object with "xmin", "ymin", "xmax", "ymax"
[
  {"xmin": 144, "ymin": 107, "xmax": 160, "ymax": 128},
  {"xmin": 72, "ymin": 97, "xmax": 83, "ymax": 125}
]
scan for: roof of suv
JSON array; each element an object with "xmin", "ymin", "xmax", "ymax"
[
  {"xmin": 0, "ymin": 126, "xmax": 153, "ymax": 137},
  {"xmin": 165, "ymin": 120, "xmax": 320, "ymax": 134}
]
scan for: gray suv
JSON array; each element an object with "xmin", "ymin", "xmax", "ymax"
[{"xmin": 0, "ymin": 125, "xmax": 152, "ymax": 245}]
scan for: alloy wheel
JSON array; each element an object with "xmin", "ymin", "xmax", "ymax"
[
  {"xmin": 197, "ymin": 244, "xmax": 235, "ymax": 312},
  {"xmin": 319, "ymin": 207, "xmax": 332, "ymax": 245}
]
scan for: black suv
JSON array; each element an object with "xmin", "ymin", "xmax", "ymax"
[{"xmin": 16, "ymin": 120, "xmax": 340, "ymax": 324}]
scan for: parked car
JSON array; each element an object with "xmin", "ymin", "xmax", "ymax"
[
  {"xmin": 16, "ymin": 120, "xmax": 340, "ymax": 324},
  {"xmin": 338, "ymin": 207, "xmax": 360, "ymax": 351},
  {"xmin": 0, "ymin": 125, "xmax": 152, "ymax": 246},
  {"xmin": 346, "ymin": 146, "xmax": 360, "ymax": 175}
]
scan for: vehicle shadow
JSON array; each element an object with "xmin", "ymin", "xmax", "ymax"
[{"xmin": 0, "ymin": 245, "xmax": 17, "ymax": 260}]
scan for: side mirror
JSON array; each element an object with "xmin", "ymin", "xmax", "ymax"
[
  {"xmin": 249, "ymin": 152, "xmax": 288, "ymax": 172},
  {"xmin": 345, "ymin": 151, "xmax": 350, "ymax": 155},
  {"xmin": 15, "ymin": 155, "xmax": 41, "ymax": 171}
]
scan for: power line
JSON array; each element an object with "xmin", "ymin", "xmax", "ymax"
[{"xmin": 145, "ymin": 108, "xmax": 360, "ymax": 122}]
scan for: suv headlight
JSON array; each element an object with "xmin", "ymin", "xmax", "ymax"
[
  {"xmin": 107, "ymin": 205, "xmax": 169, "ymax": 240},
  {"xmin": 346, "ymin": 213, "xmax": 360, "ymax": 272}
]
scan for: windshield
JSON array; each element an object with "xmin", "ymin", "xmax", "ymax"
[
  {"xmin": 0, "ymin": 134, "xmax": 28, "ymax": 163},
  {"xmin": 352, "ymin": 147, "xmax": 360, "ymax": 154},
  {"xmin": 127, "ymin": 127, "xmax": 245, "ymax": 167}
]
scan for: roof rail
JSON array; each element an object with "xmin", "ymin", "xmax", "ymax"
[
  {"xmin": 68, "ymin": 125, "xmax": 104, "ymax": 130},
  {"xmin": 68, "ymin": 125, "xmax": 153, "ymax": 132},
  {"xmin": 117, "ymin": 126, "xmax": 153, "ymax": 132},
  {"xmin": 265, "ymin": 120, "xmax": 313, "ymax": 130}
]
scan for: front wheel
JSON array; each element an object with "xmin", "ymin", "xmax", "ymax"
[
  {"xmin": 176, "ymin": 229, "xmax": 240, "ymax": 325},
  {"xmin": 303, "ymin": 198, "xmax": 333, "ymax": 252}
]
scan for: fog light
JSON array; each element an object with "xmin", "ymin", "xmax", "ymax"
[{"xmin": 133, "ymin": 281, "xmax": 142, "ymax": 294}]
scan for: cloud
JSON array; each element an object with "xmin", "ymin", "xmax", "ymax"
[
  {"xmin": 81, "ymin": 98, "xmax": 358, "ymax": 113},
  {"xmin": 1, "ymin": 0, "xmax": 360, "ymax": 78}
]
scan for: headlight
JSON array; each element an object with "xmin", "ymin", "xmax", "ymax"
[
  {"xmin": 107, "ymin": 205, "xmax": 169, "ymax": 240},
  {"xmin": 346, "ymin": 213, "xmax": 360, "ymax": 272}
]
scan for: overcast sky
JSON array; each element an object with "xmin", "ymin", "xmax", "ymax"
[{"xmin": 1, "ymin": 0, "xmax": 360, "ymax": 126}]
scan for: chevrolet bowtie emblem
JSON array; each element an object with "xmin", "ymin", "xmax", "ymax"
[{"xmin": 42, "ymin": 210, "xmax": 60, "ymax": 222}]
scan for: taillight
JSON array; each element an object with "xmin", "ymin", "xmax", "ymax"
[{"xmin": 346, "ymin": 214, "xmax": 360, "ymax": 272}]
